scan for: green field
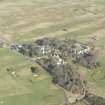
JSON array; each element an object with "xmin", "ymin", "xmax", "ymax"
[
  {"xmin": 0, "ymin": 48, "xmax": 64, "ymax": 105},
  {"xmin": 0, "ymin": 0, "xmax": 105, "ymax": 105}
]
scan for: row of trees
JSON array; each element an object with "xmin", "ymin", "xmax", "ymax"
[{"xmin": 36, "ymin": 57, "xmax": 87, "ymax": 94}]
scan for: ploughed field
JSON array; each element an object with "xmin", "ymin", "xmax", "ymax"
[{"xmin": 0, "ymin": 0, "xmax": 105, "ymax": 105}]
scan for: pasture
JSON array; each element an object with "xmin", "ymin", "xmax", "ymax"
[{"xmin": 0, "ymin": 48, "xmax": 64, "ymax": 105}]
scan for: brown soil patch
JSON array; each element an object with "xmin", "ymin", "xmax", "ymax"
[{"xmin": 17, "ymin": 68, "xmax": 31, "ymax": 77}]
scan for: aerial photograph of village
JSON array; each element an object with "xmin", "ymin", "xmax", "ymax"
[{"xmin": 0, "ymin": 0, "xmax": 105, "ymax": 105}]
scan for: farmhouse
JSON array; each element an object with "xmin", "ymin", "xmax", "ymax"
[
  {"xmin": 52, "ymin": 54, "xmax": 65, "ymax": 65},
  {"xmin": 70, "ymin": 43, "xmax": 90, "ymax": 55},
  {"xmin": 40, "ymin": 45, "xmax": 51, "ymax": 54}
]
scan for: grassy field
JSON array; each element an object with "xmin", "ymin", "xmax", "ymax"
[
  {"xmin": 0, "ymin": 48, "xmax": 64, "ymax": 105},
  {"xmin": 0, "ymin": 0, "xmax": 105, "ymax": 105},
  {"xmin": 0, "ymin": 0, "xmax": 105, "ymax": 43}
]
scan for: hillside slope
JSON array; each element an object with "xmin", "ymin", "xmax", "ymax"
[{"xmin": 0, "ymin": 0, "xmax": 105, "ymax": 105}]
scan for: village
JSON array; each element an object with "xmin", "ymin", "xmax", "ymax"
[
  {"xmin": 8, "ymin": 37, "xmax": 99, "ymax": 69},
  {"xmin": 0, "ymin": 37, "xmax": 104, "ymax": 105}
]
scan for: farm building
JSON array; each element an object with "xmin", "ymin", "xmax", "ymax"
[{"xmin": 70, "ymin": 43, "xmax": 90, "ymax": 55}]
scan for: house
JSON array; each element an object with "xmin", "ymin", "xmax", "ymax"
[
  {"xmin": 53, "ymin": 54, "xmax": 65, "ymax": 65},
  {"xmin": 78, "ymin": 44, "xmax": 90, "ymax": 55},
  {"xmin": 70, "ymin": 43, "xmax": 90, "ymax": 55},
  {"xmin": 39, "ymin": 45, "xmax": 51, "ymax": 54}
]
